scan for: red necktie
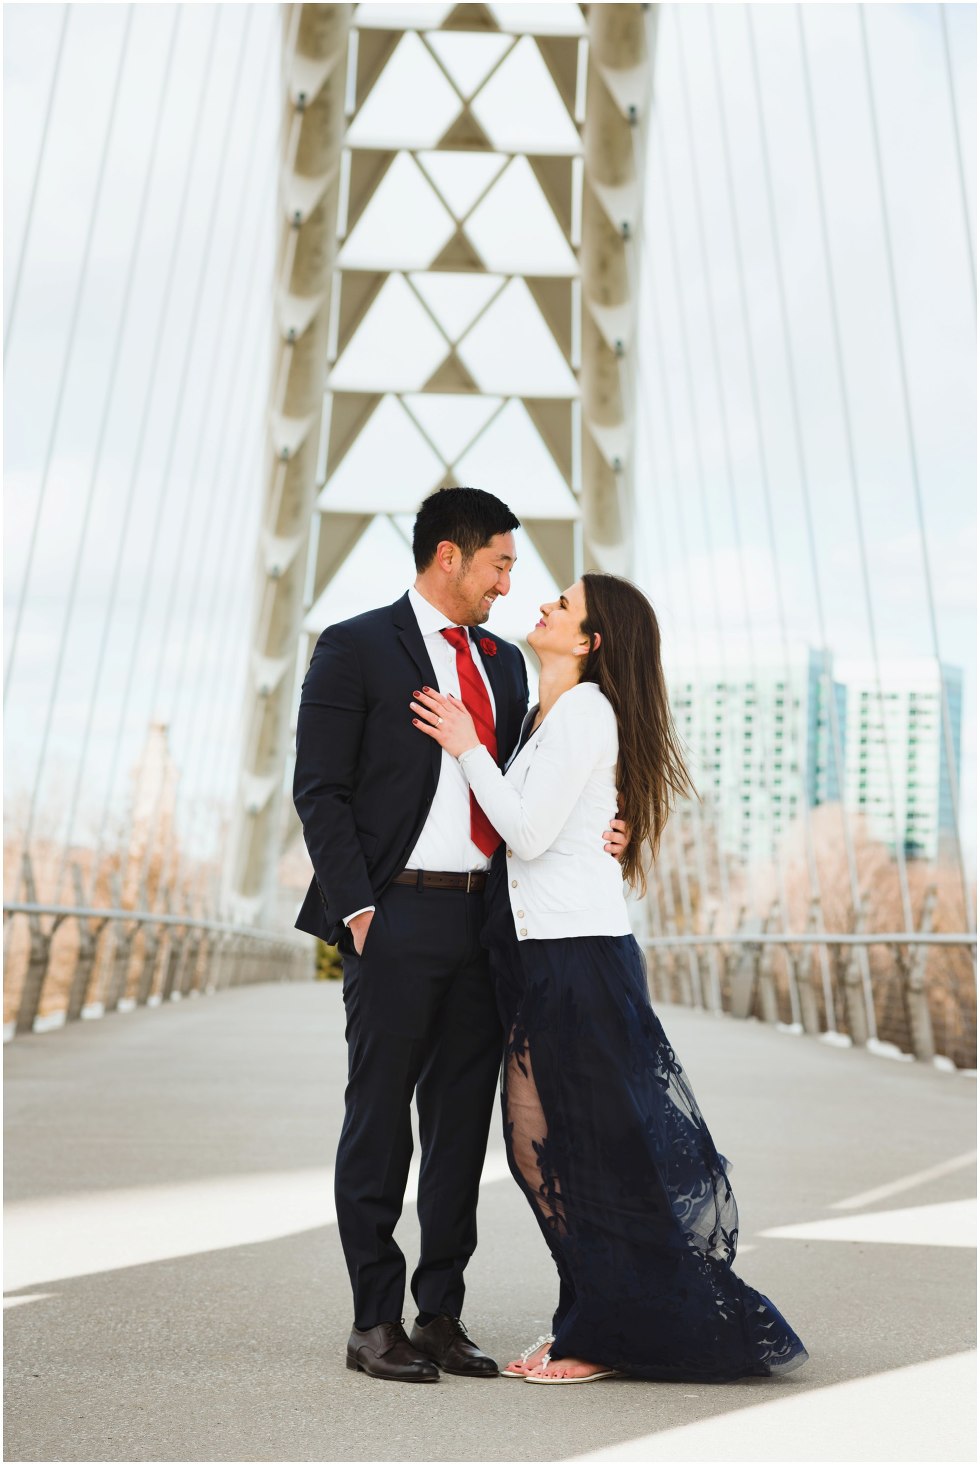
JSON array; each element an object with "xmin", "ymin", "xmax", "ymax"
[{"xmin": 440, "ymin": 627, "xmax": 502, "ymax": 858}]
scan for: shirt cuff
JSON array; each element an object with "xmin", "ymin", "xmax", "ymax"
[{"xmin": 343, "ymin": 905, "xmax": 376, "ymax": 925}]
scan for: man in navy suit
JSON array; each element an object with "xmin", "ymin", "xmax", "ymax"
[{"xmin": 293, "ymin": 488, "xmax": 624, "ymax": 1383}]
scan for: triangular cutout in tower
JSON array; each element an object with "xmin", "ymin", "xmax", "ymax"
[
  {"xmin": 430, "ymin": 229, "xmax": 485, "ymax": 272},
  {"xmin": 529, "ymin": 155, "xmax": 574, "ymax": 242},
  {"xmin": 423, "ymin": 352, "xmax": 480, "ymax": 393},
  {"xmin": 426, "ymin": 32, "xmax": 513, "ymax": 100},
  {"xmin": 437, "ymin": 108, "xmax": 494, "ymax": 151},
  {"xmin": 410, "ymin": 272, "xmax": 505, "ymax": 342},
  {"xmin": 466, "ymin": 155, "xmax": 577, "ymax": 275},
  {"xmin": 536, "ymin": 35, "xmax": 579, "ymax": 117},
  {"xmin": 403, "ymin": 392, "xmax": 503, "ymax": 464},
  {"xmin": 526, "ymin": 278, "xmax": 573, "ymax": 364},
  {"xmin": 355, "ymin": 30, "xmax": 400, "ymax": 113},
  {"xmin": 471, "ymin": 35, "xmax": 581, "ymax": 153},
  {"xmin": 441, "ymin": 3, "xmax": 498, "ymax": 32},
  {"xmin": 418, "ymin": 150, "xmax": 508, "ymax": 219}
]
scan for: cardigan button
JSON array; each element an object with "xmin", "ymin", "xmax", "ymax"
[
  {"xmin": 511, "ymin": 880, "xmax": 518, "ymax": 888},
  {"xmin": 506, "ymin": 849, "xmax": 513, "ymax": 857},
  {"xmin": 517, "ymin": 910, "xmax": 524, "ymax": 918},
  {"xmin": 519, "ymin": 928, "xmax": 527, "ymax": 937}
]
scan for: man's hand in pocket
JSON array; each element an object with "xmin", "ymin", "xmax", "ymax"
[{"xmin": 349, "ymin": 910, "xmax": 374, "ymax": 955}]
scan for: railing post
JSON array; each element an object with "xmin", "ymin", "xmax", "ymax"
[
  {"xmin": 179, "ymin": 927, "xmax": 204, "ymax": 997},
  {"xmin": 795, "ymin": 900, "xmax": 823, "ymax": 1035},
  {"xmin": 104, "ymin": 919, "xmax": 138, "ymax": 1013},
  {"xmin": 194, "ymin": 931, "xmax": 213, "ymax": 994},
  {"xmin": 211, "ymin": 932, "xmax": 235, "ymax": 991},
  {"xmin": 756, "ymin": 901, "xmax": 780, "ymax": 1025},
  {"xmin": 842, "ymin": 898, "xmax": 870, "ymax": 1047},
  {"xmin": 159, "ymin": 927, "xmax": 182, "ymax": 1003},
  {"xmin": 729, "ymin": 911, "xmax": 760, "ymax": 1020},
  {"xmin": 14, "ymin": 853, "xmax": 55, "ymax": 1035},
  {"xmin": 901, "ymin": 884, "xmax": 937, "ymax": 1063},
  {"xmin": 704, "ymin": 902, "xmax": 723, "ymax": 1013},
  {"xmin": 136, "ymin": 922, "xmax": 162, "ymax": 1006},
  {"xmin": 66, "ymin": 863, "xmax": 109, "ymax": 1021}
]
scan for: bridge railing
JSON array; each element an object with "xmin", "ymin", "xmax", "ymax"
[
  {"xmin": 641, "ymin": 931, "xmax": 977, "ymax": 1067},
  {"xmin": 3, "ymin": 901, "xmax": 312, "ymax": 1040}
]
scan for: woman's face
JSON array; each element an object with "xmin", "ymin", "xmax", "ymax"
[{"xmin": 528, "ymin": 579, "xmax": 592, "ymax": 661}]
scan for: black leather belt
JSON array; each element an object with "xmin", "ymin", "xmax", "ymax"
[{"xmin": 391, "ymin": 869, "xmax": 488, "ymax": 893}]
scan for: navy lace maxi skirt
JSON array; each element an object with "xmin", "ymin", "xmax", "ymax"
[{"xmin": 481, "ymin": 847, "xmax": 809, "ymax": 1383}]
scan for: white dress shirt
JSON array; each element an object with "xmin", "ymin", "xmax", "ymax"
[
  {"xmin": 344, "ymin": 585, "xmax": 498, "ymax": 925},
  {"xmin": 458, "ymin": 680, "xmax": 631, "ymax": 941}
]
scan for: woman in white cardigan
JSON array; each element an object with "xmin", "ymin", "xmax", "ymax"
[{"xmin": 410, "ymin": 573, "xmax": 808, "ymax": 1387}]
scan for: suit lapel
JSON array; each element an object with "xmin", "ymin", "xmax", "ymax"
[{"xmin": 391, "ymin": 592, "xmax": 438, "ymax": 689}]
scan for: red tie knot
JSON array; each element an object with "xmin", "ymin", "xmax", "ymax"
[{"xmin": 440, "ymin": 626, "xmax": 470, "ymax": 652}]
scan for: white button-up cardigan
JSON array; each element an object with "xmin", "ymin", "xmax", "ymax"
[{"xmin": 457, "ymin": 680, "xmax": 633, "ymax": 941}]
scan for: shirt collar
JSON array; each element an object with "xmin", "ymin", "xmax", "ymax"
[{"xmin": 407, "ymin": 584, "xmax": 462, "ymax": 638}]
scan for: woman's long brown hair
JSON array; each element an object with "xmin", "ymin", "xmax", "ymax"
[{"xmin": 579, "ymin": 572, "xmax": 699, "ymax": 894}]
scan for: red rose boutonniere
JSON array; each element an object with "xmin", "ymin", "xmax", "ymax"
[{"xmin": 479, "ymin": 637, "xmax": 497, "ymax": 656}]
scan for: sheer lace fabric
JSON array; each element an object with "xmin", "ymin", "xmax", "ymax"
[{"xmin": 485, "ymin": 854, "xmax": 809, "ymax": 1382}]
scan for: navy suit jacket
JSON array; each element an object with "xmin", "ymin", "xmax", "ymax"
[{"xmin": 292, "ymin": 592, "xmax": 530, "ymax": 945}]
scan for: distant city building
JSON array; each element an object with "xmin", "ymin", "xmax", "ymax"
[
  {"xmin": 124, "ymin": 722, "xmax": 179, "ymax": 907},
  {"xmin": 835, "ymin": 658, "xmax": 963, "ymax": 862},
  {"xmin": 668, "ymin": 646, "xmax": 846, "ymax": 867},
  {"xmin": 668, "ymin": 650, "xmax": 963, "ymax": 868}
]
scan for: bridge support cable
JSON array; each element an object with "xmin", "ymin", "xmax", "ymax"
[
  {"xmin": 3, "ymin": 3, "xmax": 70, "ymax": 359},
  {"xmin": 603, "ymin": 8, "xmax": 717, "ymax": 1019},
  {"xmin": 50, "ymin": 7, "xmax": 222, "ymax": 913},
  {"xmin": 13, "ymin": 11, "xmax": 276, "ymax": 1022},
  {"xmin": 858, "ymin": 6, "xmax": 976, "ymax": 949},
  {"xmin": 45, "ymin": 8, "xmax": 183, "ymax": 915},
  {"xmin": 637, "ymin": 233, "xmax": 729, "ymax": 1014},
  {"xmin": 125, "ymin": 29, "xmax": 284, "ymax": 920},
  {"xmin": 4, "ymin": 7, "xmax": 135, "ymax": 708},
  {"xmin": 153, "ymin": 230, "xmax": 277, "ymax": 894},
  {"xmin": 796, "ymin": 7, "xmax": 916, "ymax": 977},
  {"xmin": 45, "ymin": 7, "xmax": 251, "ymax": 926},
  {"xmin": 177, "ymin": 339, "xmax": 277, "ymax": 898},
  {"xmin": 744, "ymin": 7, "xmax": 877, "ymax": 1040},
  {"xmin": 938, "ymin": 4, "xmax": 977, "ymax": 318},
  {"xmin": 671, "ymin": 8, "xmax": 810, "ymax": 1027},
  {"xmin": 143, "ymin": 166, "xmax": 279, "ymax": 943},
  {"xmin": 225, "ymin": 3, "xmax": 353, "ymax": 925},
  {"xmin": 702, "ymin": 4, "xmax": 844, "ymax": 1032},
  {"xmin": 648, "ymin": 104, "xmax": 760, "ymax": 932}
]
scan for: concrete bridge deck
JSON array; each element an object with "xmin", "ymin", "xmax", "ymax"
[{"xmin": 3, "ymin": 981, "xmax": 975, "ymax": 1462}]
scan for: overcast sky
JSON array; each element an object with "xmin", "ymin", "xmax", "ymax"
[{"xmin": 3, "ymin": 3, "xmax": 976, "ymax": 876}]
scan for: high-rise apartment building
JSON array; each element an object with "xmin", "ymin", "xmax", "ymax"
[
  {"xmin": 834, "ymin": 658, "xmax": 963, "ymax": 861},
  {"xmin": 668, "ymin": 646, "xmax": 846, "ymax": 867},
  {"xmin": 669, "ymin": 649, "xmax": 963, "ymax": 868}
]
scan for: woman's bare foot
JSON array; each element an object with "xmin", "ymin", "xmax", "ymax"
[
  {"xmin": 501, "ymin": 1334, "xmax": 554, "ymax": 1377},
  {"xmin": 525, "ymin": 1356, "xmax": 619, "ymax": 1383}
]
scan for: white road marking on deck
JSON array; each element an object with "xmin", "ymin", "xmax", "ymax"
[
  {"xmin": 3, "ymin": 1150, "xmax": 513, "ymax": 1294},
  {"xmin": 570, "ymin": 1350, "xmax": 977, "ymax": 1463},
  {"xmin": 830, "ymin": 1150, "xmax": 976, "ymax": 1210},
  {"xmin": 3, "ymin": 1292, "xmax": 56, "ymax": 1309},
  {"xmin": 759, "ymin": 1197, "xmax": 976, "ymax": 1248}
]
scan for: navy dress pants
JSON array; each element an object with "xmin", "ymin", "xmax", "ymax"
[{"xmin": 334, "ymin": 881, "xmax": 502, "ymax": 1330}]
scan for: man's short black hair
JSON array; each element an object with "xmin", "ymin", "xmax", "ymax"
[{"xmin": 412, "ymin": 486, "xmax": 520, "ymax": 571}]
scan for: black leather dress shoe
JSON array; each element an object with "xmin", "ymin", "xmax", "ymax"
[
  {"xmin": 409, "ymin": 1315, "xmax": 499, "ymax": 1377},
  {"xmin": 346, "ymin": 1321, "xmax": 440, "ymax": 1382}
]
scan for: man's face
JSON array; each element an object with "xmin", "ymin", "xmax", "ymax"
[{"xmin": 449, "ymin": 532, "xmax": 517, "ymax": 625}]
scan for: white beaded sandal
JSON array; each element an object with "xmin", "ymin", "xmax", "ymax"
[
  {"xmin": 524, "ymin": 1359, "xmax": 622, "ymax": 1384},
  {"xmin": 501, "ymin": 1334, "xmax": 555, "ymax": 1378}
]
